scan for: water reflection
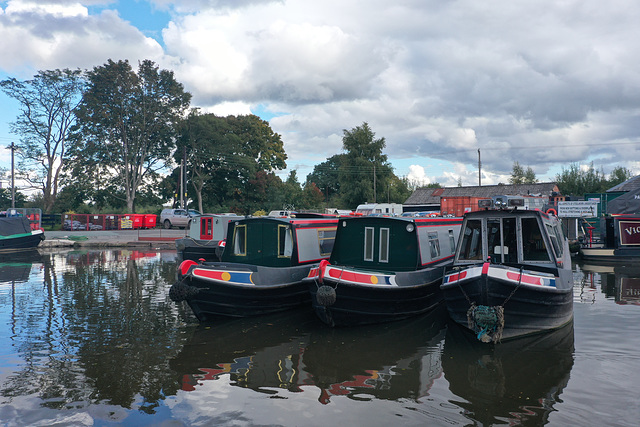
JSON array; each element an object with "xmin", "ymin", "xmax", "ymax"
[
  {"xmin": 0, "ymin": 249, "xmax": 187, "ymax": 423},
  {"xmin": 579, "ymin": 262, "xmax": 640, "ymax": 305},
  {"xmin": 170, "ymin": 306, "xmax": 448, "ymax": 406},
  {"xmin": 442, "ymin": 320, "xmax": 575, "ymax": 426}
]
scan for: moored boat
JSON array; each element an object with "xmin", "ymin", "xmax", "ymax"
[
  {"xmin": 579, "ymin": 215, "xmax": 640, "ymax": 262},
  {"xmin": 305, "ymin": 216, "xmax": 462, "ymax": 326},
  {"xmin": 175, "ymin": 214, "xmax": 244, "ymax": 261},
  {"xmin": 0, "ymin": 216, "xmax": 45, "ymax": 252},
  {"xmin": 441, "ymin": 197, "xmax": 573, "ymax": 342},
  {"xmin": 170, "ymin": 216, "xmax": 338, "ymax": 320}
]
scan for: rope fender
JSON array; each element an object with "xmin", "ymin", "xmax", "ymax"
[
  {"xmin": 467, "ymin": 303, "xmax": 504, "ymax": 343},
  {"xmin": 169, "ymin": 281, "xmax": 200, "ymax": 302}
]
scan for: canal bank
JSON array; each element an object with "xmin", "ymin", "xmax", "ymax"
[{"xmin": 40, "ymin": 229, "xmax": 187, "ymax": 249}]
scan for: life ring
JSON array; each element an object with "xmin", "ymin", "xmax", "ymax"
[{"xmin": 546, "ymin": 208, "xmax": 557, "ymax": 216}]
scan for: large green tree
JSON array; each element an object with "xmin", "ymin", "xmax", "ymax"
[
  {"xmin": 1, "ymin": 69, "xmax": 85, "ymax": 212},
  {"xmin": 305, "ymin": 153, "xmax": 344, "ymax": 206},
  {"xmin": 68, "ymin": 59, "xmax": 191, "ymax": 213},
  {"xmin": 173, "ymin": 113, "xmax": 287, "ymax": 212},
  {"xmin": 338, "ymin": 122, "xmax": 394, "ymax": 208}
]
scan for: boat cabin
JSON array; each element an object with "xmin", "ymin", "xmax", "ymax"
[
  {"xmin": 221, "ymin": 217, "xmax": 338, "ymax": 267},
  {"xmin": 189, "ymin": 214, "xmax": 244, "ymax": 242},
  {"xmin": 329, "ymin": 216, "xmax": 462, "ymax": 272},
  {"xmin": 456, "ymin": 199, "xmax": 567, "ymax": 267}
]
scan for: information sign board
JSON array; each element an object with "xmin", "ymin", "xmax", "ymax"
[{"xmin": 557, "ymin": 201, "xmax": 599, "ymax": 218}]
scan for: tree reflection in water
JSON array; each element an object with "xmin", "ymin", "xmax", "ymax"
[{"xmin": 0, "ymin": 249, "xmax": 190, "ymax": 416}]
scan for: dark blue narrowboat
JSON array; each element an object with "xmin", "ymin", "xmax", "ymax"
[
  {"xmin": 441, "ymin": 197, "xmax": 574, "ymax": 343},
  {"xmin": 305, "ymin": 216, "xmax": 462, "ymax": 326},
  {"xmin": 170, "ymin": 217, "xmax": 338, "ymax": 320}
]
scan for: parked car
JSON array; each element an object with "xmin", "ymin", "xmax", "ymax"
[{"xmin": 160, "ymin": 209, "xmax": 202, "ymax": 229}]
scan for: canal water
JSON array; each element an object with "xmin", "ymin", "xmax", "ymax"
[{"xmin": 0, "ymin": 248, "xmax": 638, "ymax": 426}]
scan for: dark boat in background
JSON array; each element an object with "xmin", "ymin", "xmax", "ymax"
[
  {"xmin": 579, "ymin": 215, "xmax": 640, "ymax": 262},
  {"xmin": 441, "ymin": 196, "xmax": 574, "ymax": 342},
  {"xmin": 170, "ymin": 216, "xmax": 338, "ymax": 320},
  {"xmin": 0, "ymin": 216, "xmax": 45, "ymax": 252},
  {"xmin": 175, "ymin": 214, "xmax": 244, "ymax": 261},
  {"xmin": 305, "ymin": 216, "xmax": 462, "ymax": 326}
]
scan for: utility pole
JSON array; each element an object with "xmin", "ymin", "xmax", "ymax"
[
  {"xmin": 9, "ymin": 142, "xmax": 15, "ymax": 208},
  {"xmin": 373, "ymin": 164, "xmax": 377, "ymax": 203},
  {"xmin": 477, "ymin": 149, "xmax": 482, "ymax": 187}
]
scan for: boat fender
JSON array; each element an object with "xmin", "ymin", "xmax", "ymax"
[
  {"xmin": 169, "ymin": 281, "xmax": 200, "ymax": 302},
  {"xmin": 467, "ymin": 303, "xmax": 504, "ymax": 344},
  {"xmin": 176, "ymin": 242, "xmax": 186, "ymax": 251},
  {"xmin": 318, "ymin": 259, "xmax": 330, "ymax": 283},
  {"xmin": 178, "ymin": 260, "xmax": 198, "ymax": 277},
  {"xmin": 546, "ymin": 208, "xmax": 557, "ymax": 216},
  {"xmin": 316, "ymin": 285, "xmax": 336, "ymax": 306}
]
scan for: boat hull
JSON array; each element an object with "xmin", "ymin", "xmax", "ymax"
[
  {"xmin": 579, "ymin": 246, "xmax": 640, "ymax": 262},
  {"xmin": 176, "ymin": 237, "xmax": 223, "ymax": 262},
  {"xmin": 307, "ymin": 264, "xmax": 449, "ymax": 327},
  {"xmin": 172, "ymin": 262, "xmax": 314, "ymax": 321},
  {"xmin": 0, "ymin": 231, "xmax": 45, "ymax": 252},
  {"xmin": 441, "ymin": 264, "xmax": 573, "ymax": 341}
]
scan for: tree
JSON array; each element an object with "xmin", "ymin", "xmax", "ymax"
[
  {"xmin": 173, "ymin": 113, "xmax": 287, "ymax": 213},
  {"xmin": 1, "ymin": 69, "xmax": 85, "ymax": 212},
  {"xmin": 556, "ymin": 162, "xmax": 607, "ymax": 196},
  {"xmin": 305, "ymin": 154, "xmax": 345, "ymax": 204},
  {"xmin": 510, "ymin": 161, "xmax": 537, "ymax": 184},
  {"xmin": 68, "ymin": 59, "xmax": 191, "ymax": 213},
  {"xmin": 338, "ymin": 122, "xmax": 393, "ymax": 208},
  {"xmin": 608, "ymin": 166, "xmax": 633, "ymax": 188}
]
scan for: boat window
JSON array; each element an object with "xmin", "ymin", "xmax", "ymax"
[
  {"xmin": 459, "ymin": 219, "xmax": 483, "ymax": 260},
  {"xmin": 233, "ymin": 224, "xmax": 246, "ymax": 256},
  {"xmin": 487, "ymin": 219, "xmax": 502, "ymax": 262},
  {"xmin": 546, "ymin": 223, "xmax": 562, "ymax": 259},
  {"xmin": 502, "ymin": 218, "xmax": 517, "ymax": 263},
  {"xmin": 428, "ymin": 232, "xmax": 441, "ymax": 259},
  {"xmin": 318, "ymin": 227, "xmax": 336, "ymax": 257},
  {"xmin": 522, "ymin": 218, "xmax": 550, "ymax": 261},
  {"xmin": 553, "ymin": 223, "xmax": 564, "ymax": 257},
  {"xmin": 278, "ymin": 225, "xmax": 293, "ymax": 258},
  {"xmin": 379, "ymin": 228, "xmax": 390, "ymax": 263},
  {"xmin": 448, "ymin": 229, "xmax": 456, "ymax": 254},
  {"xmin": 364, "ymin": 227, "xmax": 374, "ymax": 261}
]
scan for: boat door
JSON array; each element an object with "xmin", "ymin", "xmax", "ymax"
[{"xmin": 199, "ymin": 217, "xmax": 213, "ymax": 240}]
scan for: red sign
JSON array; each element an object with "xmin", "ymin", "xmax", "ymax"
[{"xmin": 619, "ymin": 221, "xmax": 640, "ymax": 245}]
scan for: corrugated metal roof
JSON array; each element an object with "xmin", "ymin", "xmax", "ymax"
[{"xmin": 404, "ymin": 182, "xmax": 559, "ymax": 206}]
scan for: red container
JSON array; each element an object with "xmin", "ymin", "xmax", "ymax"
[
  {"xmin": 143, "ymin": 214, "xmax": 157, "ymax": 228},
  {"xmin": 122, "ymin": 214, "xmax": 144, "ymax": 229}
]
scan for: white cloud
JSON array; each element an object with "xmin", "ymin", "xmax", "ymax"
[{"xmin": 2, "ymin": 0, "xmax": 640, "ymax": 185}]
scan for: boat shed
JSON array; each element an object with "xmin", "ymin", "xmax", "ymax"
[{"xmin": 403, "ymin": 182, "xmax": 561, "ymax": 215}]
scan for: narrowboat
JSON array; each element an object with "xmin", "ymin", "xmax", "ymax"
[
  {"xmin": 175, "ymin": 214, "xmax": 244, "ymax": 261},
  {"xmin": 579, "ymin": 215, "xmax": 640, "ymax": 262},
  {"xmin": 441, "ymin": 197, "xmax": 574, "ymax": 343},
  {"xmin": 170, "ymin": 217, "xmax": 338, "ymax": 320},
  {"xmin": 0, "ymin": 216, "xmax": 45, "ymax": 252},
  {"xmin": 305, "ymin": 215, "xmax": 463, "ymax": 326}
]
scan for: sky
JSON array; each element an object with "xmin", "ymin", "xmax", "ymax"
[{"xmin": 1, "ymin": 0, "xmax": 639, "ymax": 192}]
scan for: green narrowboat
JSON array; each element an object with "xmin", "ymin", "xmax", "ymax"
[
  {"xmin": 305, "ymin": 216, "xmax": 462, "ymax": 326},
  {"xmin": 171, "ymin": 216, "xmax": 338, "ymax": 320}
]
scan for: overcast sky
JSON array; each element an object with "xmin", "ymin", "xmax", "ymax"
[{"xmin": 1, "ymin": 0, "xmax": 638, "ymax": 189}]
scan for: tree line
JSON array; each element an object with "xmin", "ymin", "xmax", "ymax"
[{"xmin": 1, "ymin": 59, "xmax": 412, "ymax": 214}]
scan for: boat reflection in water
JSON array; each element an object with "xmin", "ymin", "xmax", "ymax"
[
  {"xmin": 442, "ymin": 320, "xmax": 575, "ymax": 426},
  {"xmin": 580, "ymin": 262, "xmax": 640, "ymax": 305},
  {"xmin": 169, "ymin": 306, "xmax": 447, "ymax": 404},
  {"xmin": 0, "ymin": 249, "xmax": 42, "ymax": 284}
]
